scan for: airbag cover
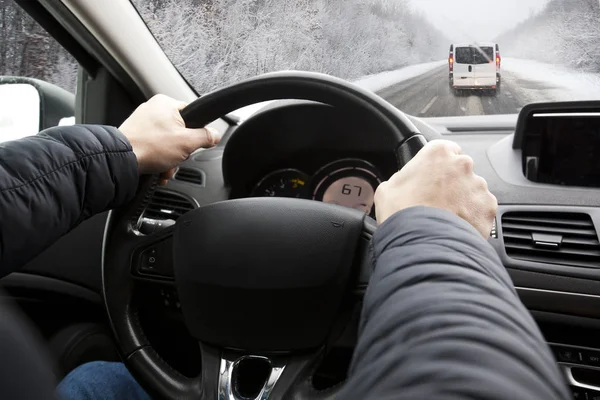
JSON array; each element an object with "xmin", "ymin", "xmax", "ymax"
[{"xmin": 173, "ymin": 198, "xmax": 365, "ymax": 351}]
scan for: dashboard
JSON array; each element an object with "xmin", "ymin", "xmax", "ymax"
[{"xmin": 125, "ymin": 99, "xmax": 600, "ymax": 397}]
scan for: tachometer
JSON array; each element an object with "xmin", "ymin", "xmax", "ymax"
[
  {"xmin": 251, "ymin": 169, "xmax": 310, "ymax": 198},
  {"xmin": 312, "ymin": 159, "xmax": 382, "ymax": 216}
]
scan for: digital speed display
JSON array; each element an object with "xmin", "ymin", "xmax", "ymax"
[
  {"xmin": 321, "ymin": 176, "xmax": 376, "ymax": 214},
  {"xmin": 312, "ymin": 159, "xmax": 382, "ymax": 216}
]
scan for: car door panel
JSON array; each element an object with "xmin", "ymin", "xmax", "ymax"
[
  {"xmin": 453, "ymin": 46, "xmax": 474, "ymax": 87},
  {"xmin": 20, "ymin": 212, "xmax": 108, "ymax": 292},
  {"xmin": 473, "ymin": 46, "xmax": 496, "ymax": 86}
]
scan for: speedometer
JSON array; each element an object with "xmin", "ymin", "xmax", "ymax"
[
  {"xmin": 251, "ymin": 169, "xmax": 310, "ymax": 198},
  {"xmin": 312, "ymin": 159, "xmax": 382, "ymax": 216}
]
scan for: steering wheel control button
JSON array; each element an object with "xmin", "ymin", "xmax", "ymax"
[
  {"xmin": 588, "ymin": 390, "xmax": 600, "ymax": 400},
  {"xmin": 137, "ymin": 239, "xmax": 174, "ymax": 278},
  {"xmin": 140, "ymin": 247, "xmax": 157, "ymax": 272},
  {"xmin": 158, "ymin": 289, "xmax": 180, "ymax": 311},
  {"xmin": 571, "ymin": 387, "xmax": 586, "ymax": 400}
]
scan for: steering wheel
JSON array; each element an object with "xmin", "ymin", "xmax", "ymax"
[{"xmin": 102, "ymin": 71, "xmax": 428, "ymax": 399}]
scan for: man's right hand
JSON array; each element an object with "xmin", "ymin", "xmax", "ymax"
[
  {"xmin": 374, "ymin": 140, "xmax": 497, "ymax": 237},
  {"xmin": 118, "ymin": 94, "xmax": 220, "ymax": 185}
]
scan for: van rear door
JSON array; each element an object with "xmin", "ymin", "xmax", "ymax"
[
  {"xmin": 453, "ymin": 46, "xmax": 474, "ymax": 87},
  {"xmin": 472, "ymin": 46, "xmax": 496, "ymax": 87}
]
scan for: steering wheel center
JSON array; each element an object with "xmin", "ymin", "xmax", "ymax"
[{"xmin": 173, "ymin": 198, "xmax": 366, "ymax": 352}]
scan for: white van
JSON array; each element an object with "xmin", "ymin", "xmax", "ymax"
[{"xmin": 449, "ymin": 43, "xmax": 501, "ymax": 95}]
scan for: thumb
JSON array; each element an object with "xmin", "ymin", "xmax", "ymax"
[{"xmin": 184, "ymin": 126, "xmax": 221, "ymax": 151}]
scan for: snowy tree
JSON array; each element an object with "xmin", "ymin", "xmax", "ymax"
[
  {"xmin": 132, "ymin": 0, "xmax": 448, "ymax": 92},
  {"xmin": 0, "ymin": 0, "xmax": 78, "ymax": 92},
  {"xmin": 2, "ymin": 0, "xmax": 449, "ymax": 95},
  {"xmin": 497, "ymin": 0, "xmax": 600, "ymax": 73}
]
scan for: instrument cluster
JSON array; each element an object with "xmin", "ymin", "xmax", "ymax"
[{"xmin": 251, "ymin": 158, "xmax": 382, "ymax": 217}]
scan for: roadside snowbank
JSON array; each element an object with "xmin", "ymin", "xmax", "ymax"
[
  {"xmin": 231, "ymin": 61, "xmax": 447, "ymax": 120},
  {"xmin": 502, "ymin": 58, "xmax": 600, "ymax": 102},
  {"xmin": 354, "ymin": 60, "xmax": 446, "ymax": 92}
]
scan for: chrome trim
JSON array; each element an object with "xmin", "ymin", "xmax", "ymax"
[
  {"xmin": 560, "ymin": 363, "xmax": 600, "ymax": 392},
  {"xmin": 515, "ymin": 286, "xmax": 600, "ymax": 300},
  {"xmin": 551, "ymin": 343, "xmax": 600, "ymax": 392},
  {"xmin": 534, "ymin": 113, "xmax": 600, "ymax": 118},
  {"xmin": 549, "ymin": 342, "xmax": 600, "ymax": 353},
  {"xmin": 218, "ymin": 355, "xmax": 285, "ymax": 400}
]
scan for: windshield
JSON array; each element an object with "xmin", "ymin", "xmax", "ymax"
[{"xmin": 132, "ymin": 0, "xmax": 600, "ymax": 118}]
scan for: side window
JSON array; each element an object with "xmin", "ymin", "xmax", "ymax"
[{"xmin": 0, "ymin": 1, "xmax": 78, "ymax": 142}]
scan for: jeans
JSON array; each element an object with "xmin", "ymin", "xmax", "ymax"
[{"xmin": 57, "ymin": 361, "xmax": 151, "ymax": 400}]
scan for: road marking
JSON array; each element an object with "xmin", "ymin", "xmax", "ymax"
[
  {"xmin": 487, "ymin": 98, "xmax": 492, "ymax": 105},
  {"xmin": 466, "ymin": 95, "xmax": 484, "ymax": 115},
  {"xmin": 420, "ymin": 96, "xmax": 438, "ymax": 115}
]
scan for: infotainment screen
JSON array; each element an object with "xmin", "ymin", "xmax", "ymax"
[{"xmin": 523, "ymin": 114, "xmax": 600, "ymax": 188}]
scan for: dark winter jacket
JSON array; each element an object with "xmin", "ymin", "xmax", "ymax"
[
  {"xmin": 0, "ymin": 125, "xmax": 570, "ymax": 399},
  {"xmin": 0, "ymin": 125, "xmax": 138, "ymax": 399},
  {"xmin": 0, "ymin": 125, "xmax": 138, "ymax": 274},
  {"xmin": 341, "ymin": 206, "xmax": 571, "ymax": 399}
]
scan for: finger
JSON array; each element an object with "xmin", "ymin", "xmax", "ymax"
[
  {"xmin": 160, "ymin": 168, "xmax": 177, "ymax": 181},
  {"xmin": 427, "ymin": 139, "xmax": 462, "ymax": 156},
  {"xmin": 441, "ymin": 140, "xmax": 462, "ymax": 155},
  {"xmin": 455, "ymin": 154, "xmax": 475, "ymax": 174},
  {"xmin": 176, "ymin": 101, "xmax": 188, "ymax": 111},
  {"xmin": 184, "ymin": 126, "xmax": 221, "ymax": 152},
  {"xmin": 159, "ymin": 179, "xmax": 169, "ymax": 186},
  {"xmin": 474, "ymin": 174, "xmax": 488, "ymax": 190}
]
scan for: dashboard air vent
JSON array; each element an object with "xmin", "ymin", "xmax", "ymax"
[
  {"xmin": 501, "ymin": 212, "xmax": 600, "ymax": 268},
  {"xmin": 174, "ymin": 168, "xmax": 205, "ymax": 185},
  {"xmin": 143, "ymin": 190, "xmax": 195, "ymax": 221}
]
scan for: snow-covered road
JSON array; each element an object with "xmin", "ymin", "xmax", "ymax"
[
  {"xmin": 232, "ymin": 58, "xmax": 600, "ymax": 120},
  {"xmin": 360, "ymin": 58, "xmax": 600, "ymax": 117}
]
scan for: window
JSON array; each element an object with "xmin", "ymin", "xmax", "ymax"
[
  {"xmin": 133, "ymin": 0, "xmax": 600, "ymax": 118},
  {"xmin": 455, "ymin": 47, "xmax": 472, "ymax": 64},
  {"xmin": 0, "ymin": 2, "xmax": 78, "ymax": 93},
  {"xmin": 472, "ymin": 47, "xmax": 494, "ymax": 65},
  {"xmin": 0, "ymin": 1, "xmax": 78, "ymax": 141},
  {"xmin": 454, "ymin": 47, "xmax": 493, "ymax": 65}
]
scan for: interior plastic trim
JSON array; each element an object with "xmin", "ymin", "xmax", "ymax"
[{"xmin": 0, "ymin": 272, "xmax": 101, "ymax": 304}]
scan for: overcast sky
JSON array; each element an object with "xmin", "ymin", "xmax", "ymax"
[{"xmin": 408, "ymin": 0, "xmax": 550, "ymax": 43}]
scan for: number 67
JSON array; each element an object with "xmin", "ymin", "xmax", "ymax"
[{"xmin": 342, "ymin": 184, "xmax": 362, "ymax": 196}]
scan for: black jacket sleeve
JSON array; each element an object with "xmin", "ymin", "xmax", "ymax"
[
  {"xmin": 0, "ymin": 125, "xmax": 138, "ymax": 276},
  {"xmin": 341, "ymin": 206, "xmax": 570, "ymax": 400}
]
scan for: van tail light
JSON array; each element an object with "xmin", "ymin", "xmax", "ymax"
[
  {"xmin": 449, "ymin": 56, "xmax": 453, "ymax": 71},
  {"xmin": 496, "ymin": 54, "xmax": 501, "ymax": 68}
]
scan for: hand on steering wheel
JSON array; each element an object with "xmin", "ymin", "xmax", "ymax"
[
  {"xmin": 103, "ymin": 71, "xmax": 429, "ymax": 400},
  {"xmin": 118, "ymin": 94, "xmax": 221, "ymax": 185}
]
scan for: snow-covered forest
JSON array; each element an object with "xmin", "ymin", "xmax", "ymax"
[
  {"xmin": 3, "ymin": 0, "xmax": 600, "ymax": 95},
  {"xmin": 0, "ymin": 0, "xmax": 77, "ymax": 92},
  {"xmin": 497, "ymin": 0, "xmax": 600, "ymax": 73},
  {"xmin": 0, "ymin": 0, "xmax": 446, "ymax": 93},
  {"xmin": 132, "ymin": 0, "xmax": 447, "ymax": 92}
]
